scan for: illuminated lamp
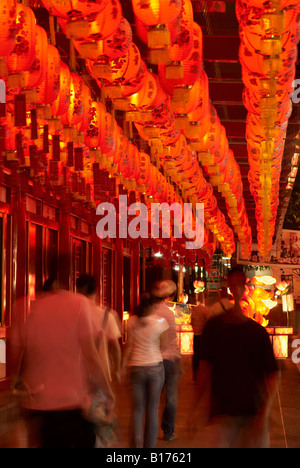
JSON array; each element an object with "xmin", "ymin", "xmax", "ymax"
[
  {"xmin": 179, "ymin": 325, "xmax": 194, "ymax": 354},
  {"xmin": 76, "ymin": 86, "xmax": 92, "ymax": 133},
  {"xmin": 5, "ymin": 112, "xmax": 30, "ymax": 167},
  {"xmin": 51, "ymin": 61, "xmax": 71, "ymax": 117},
  {"xmin": 6, "ymin": 3, "xmax": 37, "ymax": 86},
  {"xmin": 109, "ymin": 126, "xmax": 128, "ymax": 166},
  {"xmin": 61, "ymin": 73, "xmax": 88, "ymax": 127},
  {"xmin": 239, "ymin": 36, "xmax": 297, "ymax": 76},
  {"xmin": 136, "ymin": 151, "xmax": 151, "ymax": 193},
  {"xmin": 84, "ymin": 101, "xmax": 102, "ymax": 148},
  {"xmin": 272, "ymin": 328, "xmax": 293, "ymax": 359},
  {"xmin": 236, "ymin": 0, "xmax": 297, "ymax": 15},
  {"xmin": 48, "ymin": 60, "xmax": 70, "ymax": 133},
  {"xmin": 73, "ymin": 16, "xmax": 132, "ymax": 63},
  {"xmin": 113, "ymin": 71, "xmax": 157, "ymax": 111},
  {"xmin": 63, "ymin": 0, "xmax": 122, "ymax": 40},
  {"xmin": 41, "ymin": 0, "xmax": 109, "ymax": 20},
  {"xmin": 282, "ymin": 294, "xmax": 294, "ymax": 313},
  {"xmin": 98, "ymin": 111, "xmax": 117, "ymax": 155},
  {"xmin": 251, "ymin": 275, "xmax": 277, "ymax": 286},
  {"xmin": 135, "ymin": 115, "xmax": 180, "ymax": 150},
  {"xmin": 86, "ymin": 43, "xmax": 141, "ymax": 100},
  {"xmin": 126, "ymin": 75, "xmax": 171, "ymax": 126},
  {"xmin": 0, "ymin": 0, "xmax": 17, "ymax": 73},
  {"xmin": 117, "ymin": 60, "xmax": 148, "ymax": 98},
  {"xmin": 100, "ymin": 121, "xmax": 122, "ymax": 171},
  {"xmin": 127, "ymin": 143, "xmax": 141, "ymax": 181},
  {"xmin": 236, "ymin": 2, "xmax": 299, "ymax": 48},
  {"xmin": 172, "ymin": 71, "xmax": 209, "ymax": 127},
  {"xmin": 116, "ymin": 141, "xmax": 134, "ymax": 180},
  {"xmin": 166, "ymin": 0, "xmax": 194, "ymax": 78},
  {"xmin": 35, "ymin": 44, "xmax": 61, "ymax": 109},
  {"xmin": 158, "ymin": 22, "xmax": 203, "ymax": 102},
  {"xmin": 23, "ymin": 25, "xmax": 48, "ymax": 106},
  {"xmin": 132, "ymin": 0, "xmax": 182, "ymax": 52},
  {"xmin": 187, "ymin": 108, "xmax": 221, "ymax": 153}
]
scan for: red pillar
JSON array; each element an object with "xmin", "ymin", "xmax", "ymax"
[
  {"xmin": 131, "ymin": 242, "xmax": 140, "ymax": 311},
  {"xmin": 6, "ymin": 186, "xmax": 27, "ymax": 380},
  {"xmin": 92, "ymin": 229, "xmax": 101, "ymax": 305},
  {"xmin": 58, "ymin": 210, "xmax": 71, "ymax": 291},
  {"xmin": 115, "ymin": 239, "xmax": 123, "ymax": 320}
]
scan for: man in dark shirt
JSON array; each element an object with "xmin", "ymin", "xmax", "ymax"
[{"xmin": 195, "ymin": 268, "xmax": 278, "ymax": 448}]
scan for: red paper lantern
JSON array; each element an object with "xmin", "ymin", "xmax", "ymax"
[
  {"xmin": 168, "ymin": 0, "xmax": 194, "ymax": 62},
  {"xmin": 136, "ymin": 151, "xmax": 151, "ymax": 188},
  {"xmin": 77, "ymin": 86, "xmax": 92, "ymax": 132},
  {"xmin": 84, "ymin": 101, "xmax": 103, "ymax": 148},
  {"xmin": 86, "ymin": 42, "xmax": 141, "ymax": 85},
  {"xmin": 236, "ymin": 0, "xmax": 297, "ymax": 9},
  {"xmin": 173, "ymin": 70, "xmax": 209, "ymax": 116},
  {"xmin": 36, "ymin": 44, "xmax": 61, "ymax": 105},
  {"xmin": 110, "ymin": 126, "xmax": 128, "ymax": 165},
  {"xmin": 158, "ymin": 22, "xmax": 203, "ymax": 97},
  {"xmin": 51, "ymin": 61, "xmax": 71, "ymax": 116},
  {"xmin": 24, "ymin": 25, "xmax": 48, "ymax": 90},
  {"xmin": 61, "ymin": 73, "xmax": 89, "ymax": 126},
  {"xmin": 41, "ymin": 0, "xmax": 109, "ymax": 20},
  {"xmin": 74, "ymin": 16, "xmax": 132, "ymax": 61},
  {"xmin": 116, "ymin": 60, "xmax": 147, "ymax": 98},
  {"xmin": 98, "ymin": 111, "xmax": 117, "ymax": 154},
  {"xmin": 117, "ymin": 140, "xmax": 133, "ymax": 178},
  {"xmin": 135, "ymin": 15, "xmax": 178, "ymax": 46},
  {"xmin": 6, "ymin": 3, "xmax": 37, "ymax": 74},
  {"xmin": 132, "ymin": 0, "xmax": 182, "ymax": 35},
  {"xmin": 61, "ymin": 0, "xmax": 122, "ymax": 40},
  {"xmin": 0, "ymin": 0, "xmax": 17, "ymax": 58}
]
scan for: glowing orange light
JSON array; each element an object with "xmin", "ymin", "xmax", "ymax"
[
  {"xmin": 251, "ymin": 275, "xmax": 277, "ymax": 286},
  {"xmin": 273, "ymin": 335, "xmax": 288, "ymax": 359},
  {"xmin": 241, "ymin": 284, "xmax": 277, "ymax": 327},
  {"xmin": 123, "ymin": 311, "xmax": 129, "ymax": 321}
]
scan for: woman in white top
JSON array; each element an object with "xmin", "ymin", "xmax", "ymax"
[{"xmin": 122, "ymin": 295, "xmax": 169, "ymax": 448}]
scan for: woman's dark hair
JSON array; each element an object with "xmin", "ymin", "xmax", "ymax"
[
  {"xmin": 227, "ymin": 267, "xmax": 247, "ymax": 286},
  {"xmin": 42, "ymin": 277, "xmax": 56, "ymax": 292},
  {"xmin": 76, "ymin": 274, "xmax": 96, "ymax": 296},
  {"xmin": 134, "ymin": 293, "xmax": 156, "ymax": 319}
]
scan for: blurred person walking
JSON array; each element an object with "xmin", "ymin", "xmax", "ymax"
[
  {"xmin": 76, "ymin": 275, "xmax": 121, "ymax": 383},
  {"xmin": 151, "ymin": 280, "xmax": 182, "ymax": 441},
  {"xmin": 17, "ymin": 284, "xmax": 114, "ymax": 448},
  {"xmin": 191, "ymin": 268, "xmax": 278, "ymax": 448},
  {"xmin": 191, "ymin": 288, "xmax": 234, "ymax": 381},
  {"xmin": 122, "ymin": 294, "xmax": 169, "ymax": 448},
  {"xmin": 76, "ymin": 274, "xmax": 121, "ymax": 447}
]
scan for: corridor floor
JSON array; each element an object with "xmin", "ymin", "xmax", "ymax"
[{"xmin": 0, "ymin": 356, "xmax": 300, "ymax": 448}]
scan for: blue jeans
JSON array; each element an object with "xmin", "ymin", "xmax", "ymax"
[
  {"xmin": 161, "ymin": 358, "xmax": 182, "ymax": 439},
  {"xmin": 130, "ymin": 363, "xmax": 165, "ymax": 448}
]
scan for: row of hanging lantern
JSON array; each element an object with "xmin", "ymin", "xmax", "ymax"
[
  {"xmin": 0, "ymin": 0, "xmax": 215, "ymax": 262},
  {"xmin": 186, "ymin": 104, "xmax": 252, "ymax": 260},
  {"xmin": 237, "ymin": 0, "xmax": 300, "ymax": 258},
  {"xmin": 131, "ymin": 0, "xmax": 250, "ymax": 257},
  {"xmin": 0, "ymin": 0, "xmax": 255, "ymax": 259},
  {"xmin": 57, "ymin": 0, "xmax": 235, "ymax": 253}
]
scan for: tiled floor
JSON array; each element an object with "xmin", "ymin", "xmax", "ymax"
[{"xmin": 1, "ymin": 356, "xmax": 300, "ymax": 448}]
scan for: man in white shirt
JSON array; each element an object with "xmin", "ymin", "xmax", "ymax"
[
  {"xmin": 76, "ymin": 275, "xmax": 122, "ymax": 383},
  {"xmin": 151, "ymin": 280, "xmax": 182, "ymax": 441}
]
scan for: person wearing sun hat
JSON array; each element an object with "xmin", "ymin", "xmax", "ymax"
[{"xmin": 151, "ymin": 280, "xmax": 182, "ymax": 442}]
